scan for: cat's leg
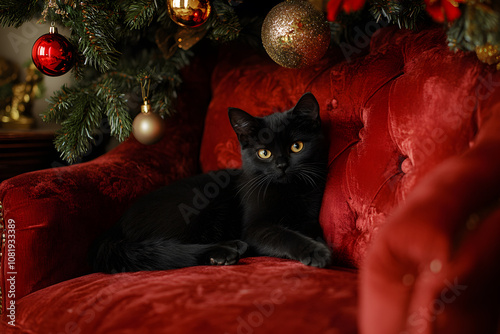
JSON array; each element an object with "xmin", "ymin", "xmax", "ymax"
[
  {"xmin": 199, "ymin": 240, "xmax": 248, "ymax": 266},
  {"xmin": 244, "ymin": 225, "xmax": 331, "ymax": 268}
]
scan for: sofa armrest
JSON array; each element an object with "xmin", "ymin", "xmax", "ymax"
[
  {"xmin": 0, "ymin": 60, "xmax": 212, "ymax": 313},
  {"xmin": 359, "ymin": 103, "xmax": 500, "ymax": 334}
]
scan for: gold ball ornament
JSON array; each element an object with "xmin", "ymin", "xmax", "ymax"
[
  {"xmin": 261, "ymin": 0, "xmax": 330, "ymax": 69},
  {"xmin": 167, "ymin": 0, "xmax": 212, "ymax": 28},
  {"xmin": 132, "ymin": 102, "xmax": 165, "ymax": 145},
  {"xmin": 475, "ymin": 43, "xmax": 500, "ymax": 70}
]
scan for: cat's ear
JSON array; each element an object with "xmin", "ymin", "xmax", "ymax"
[
  {"xmin": 292, "ymin": 92, "xmax": 320, "ymax": 121},
  {"xmin": 228, "ymin": 108, "xmax": 259, "ymax": 139}
]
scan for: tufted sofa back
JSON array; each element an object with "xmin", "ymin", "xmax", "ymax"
[{"xmin": 200, "ymin": 26, "xmax": 500, "ymax": 268}]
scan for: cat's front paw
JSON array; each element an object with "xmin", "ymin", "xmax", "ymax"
[
  {"xmin": 298, "ymin": 241, "xmax": 332, "ymax": 268},
  {"xmin": 203, "ymin": 240, "xmax": 248, "ymax": 266}
]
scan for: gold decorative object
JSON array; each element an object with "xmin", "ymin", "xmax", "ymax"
[
  {"xmin": 156, "ymin": 25, "xmax": 208, "ymax": 59},
  {"xmin": 132, "ymin": 77, "xmax": 165, "ymax": 145},
  {"xmin": 475, "ymin": 43, "xmax": 500, "ymax": 70},
  {"xmin": 167, "ymin": 0, "xmax": 212, "ymax": 28},
  {"xmin": 261, "ymin": 0, "xmax": 330, "ymax": 69},
  {"xmin": 0, "ymin": 58, "xmax": 42, "ymax": 130}
]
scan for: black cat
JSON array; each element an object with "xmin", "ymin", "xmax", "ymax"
[{"xmin": 90, "ymin": 92, "xmax": 331, "ymax": 273}]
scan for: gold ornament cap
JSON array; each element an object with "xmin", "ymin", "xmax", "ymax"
[{"xmin": 141, "ymin": 100, "xmax": 151, "ymax": 113}]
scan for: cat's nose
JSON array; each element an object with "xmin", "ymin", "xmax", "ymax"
[{"xmin": 276, "ymin": 157, "xmax": 288, "ymax": 171}]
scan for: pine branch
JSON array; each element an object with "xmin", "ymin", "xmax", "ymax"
[
  {"xmin": 369, "ymin": 0, "xmax": 425, "ymax": 30},
  {"xmin": 97, "ymin": 81, "xmax": 132, "ymax": 142},
  {"xmin": 1, "ymin": 0, "xmax": 264, "ymax": 163},
  {"xmin": 0, "ymin": 0, "xmax": 39, "ymax": 27},
  {"xmin": 209, "ymin": 0, "xmax": 242, "ymax": 42},
  {"xmin": 123, "ymin": 0, "xmax": 158, "ymax": 29},
  {"xmin": 62, "ymin": 1, "xmax": 121, "ymax": 72},
  {"xmin": 54, "ymin": 91, "xmax": 104, "ymax": 163},
  {"xmin": 41, "ymin": 85, "xmax": 79, "ymax": 123}
]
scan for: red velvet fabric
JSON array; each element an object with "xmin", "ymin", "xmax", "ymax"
[
  {"xmin": 1, "ymin": 258, "xmax": 358, "ymax": 334},
  {"xmin": 360, "ymin": 101, "xmax": 500, "ymax": 334},
  {"xmin": 1, "ymin": 26, "xmax": 500, "ymax": 334}
]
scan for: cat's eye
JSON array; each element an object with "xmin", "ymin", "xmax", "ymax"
[
  {"xmin": 291, "ymin": 141, "xmax": 304, "ymax": 153},
  {"xmin": 257, "ymin": 149, "xmax": 272, "ymax": 159}
]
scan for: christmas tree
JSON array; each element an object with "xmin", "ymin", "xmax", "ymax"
[{"xmin": 0, "ymin": 0, "xmax": 498, "ymax": 163}]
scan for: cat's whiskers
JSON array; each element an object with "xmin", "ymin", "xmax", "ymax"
[
  {"xmin": 262, "ymin": 176, "xmax": 273, "ymax": 200},
  {"xmin": 255, "ymin": 176, "xmax": 267, "ymax": 200},
  {"xmin": 238, "ymin": 174, "xmax": 269, "ymax": 202},
  {"xmin": 291, "ymin": 162, "xmax": 327, "ymax": 188},
  {"xmin": 298, "ymin": 173, "xmax": 316, "ymax": 188}
]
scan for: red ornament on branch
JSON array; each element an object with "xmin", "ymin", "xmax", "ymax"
[
  {"xmin": 327, "ymin": 0, "xmax": 366, "ymax": 21},
  {"xmin": 32, "ymin": 26, "xmax": 74, "ymax": 77},
  {"xmin": 424, "ymin": 0, "xmax": 465, "ymax": 23}
]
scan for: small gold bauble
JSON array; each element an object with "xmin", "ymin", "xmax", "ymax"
[
  {"xmin": 475, "ymin": 43, "xmax": 500, "ymax": 70},
  {"xmin": 132, "ymin": 104, "xmax": 165, "ymax": 145},
  {"xmin": 167, "ymin": 0, "xmax": 211, "ymax": 28},
  {"xmin": 261, "ymin": 0, "xmax": 330, "ymax": 69}
]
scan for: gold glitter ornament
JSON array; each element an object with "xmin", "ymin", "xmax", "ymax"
[
  {"xmin": 475, "ymin": 43, "xmax": 500, "ymax": 70},
  {"xmin": 261, "ymin": 0, "xmax": 330, "ymax": 69}
]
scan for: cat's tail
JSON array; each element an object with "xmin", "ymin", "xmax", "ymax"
[{"xmin": 89, "ymin": 227, "xmax": 212, "ymax": 273}]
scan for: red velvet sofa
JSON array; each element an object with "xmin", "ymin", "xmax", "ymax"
[{"xmin": 1, "ymin": 26, "xmax": 499, "ymax": 334}]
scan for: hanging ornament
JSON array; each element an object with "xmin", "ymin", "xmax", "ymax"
[
  {"xmin": 261, "ymin": 0, "xmax": 330, "ymax": 69},
  {"xmin": 32, "ymin": 25, "xmax": 74, "ymax": 77},
  {"xmin": 132, "ymin": 77, "xmax": 165, "ymax": 145},
  {"xmin": 167, "ymin": 0, "xmax": 212, "ymax": 28},
  {"xmin": 475, "ymin": 43, "xmax": 500, "ymax": 70}
]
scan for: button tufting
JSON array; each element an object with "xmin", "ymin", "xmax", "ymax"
[
  {"xmin": 466, "ymin": 213, "xmax": 480, "ymax": 230},
  {"xmin": 330, "ymin": 98, "xmax": 338, "ymax": 109},
  {"xmin": 400, "ymin": 157, "xmax": 413, "ymax": 174},
  {"xmin": 402, "ymin": 274, "xmax": 415, "ymax": 286},
  {"xmin": 430, "ymin": 259, "xmax": 442, "ymax": 273}
]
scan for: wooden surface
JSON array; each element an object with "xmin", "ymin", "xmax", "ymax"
[{"xmin": 0, "ymin": 130, "xmax": 61, "ymax": 182}]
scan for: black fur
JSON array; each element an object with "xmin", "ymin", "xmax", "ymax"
[{"xmin": 90, "ymin": 92, "xmax": 331, "ymax": 273}]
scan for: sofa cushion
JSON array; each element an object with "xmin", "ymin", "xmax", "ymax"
[
  {"xmin": 1, "ymin": 258, "xmax": 358, "ymax": 334},
  {"xmin": 200, "ymin": 26, "xmax": 496, "ymax": 268}
]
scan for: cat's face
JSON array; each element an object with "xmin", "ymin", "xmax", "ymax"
[{"xmin": 228, "ymin": 93, "xmax": 326, "ymax": 185}]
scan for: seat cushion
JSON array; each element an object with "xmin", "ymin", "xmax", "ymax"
[{"xmin": 1, "ymin": 258, "xmax": 358, "ymax": 334}]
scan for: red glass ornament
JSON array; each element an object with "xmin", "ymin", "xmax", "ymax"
[{"xmin": 32, "ymin": 27, "xmax": 74, "ymax": 76}]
